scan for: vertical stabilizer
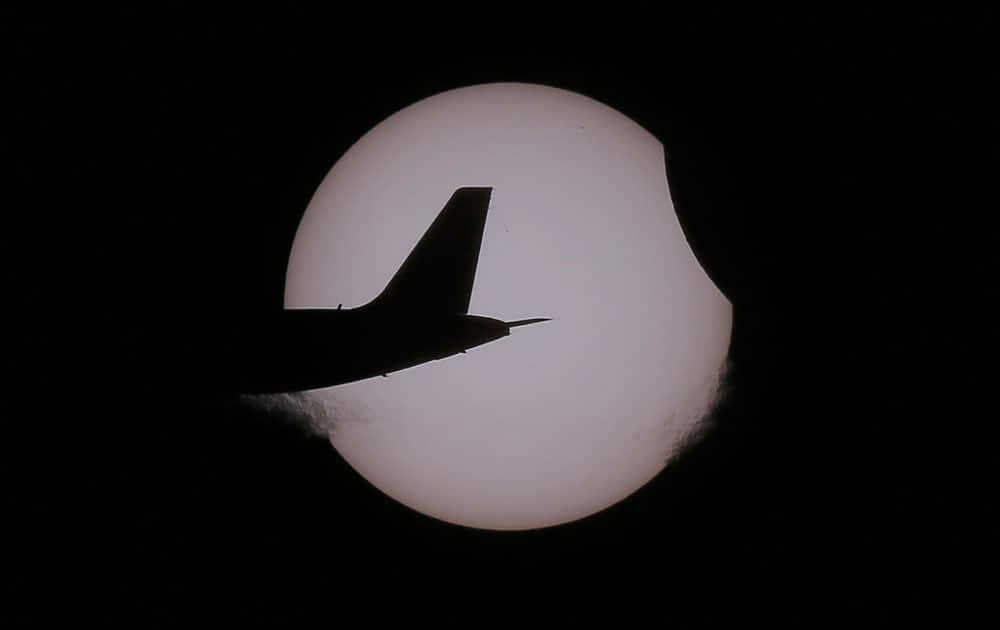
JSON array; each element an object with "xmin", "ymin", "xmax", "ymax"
[{"xmin": 368, "ymin": 187, "xmax": 491, "ymax": 315}]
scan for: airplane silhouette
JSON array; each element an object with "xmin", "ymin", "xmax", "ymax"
[{"xmin": 188, "ymin": 187, "xmax": 549, "ymax": 394}]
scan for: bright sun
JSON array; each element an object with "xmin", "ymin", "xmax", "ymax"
[{"xmin": 284, "ymin": 83, "xmax": 732, "ymax": 530}]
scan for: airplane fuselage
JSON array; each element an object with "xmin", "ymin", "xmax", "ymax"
[
  {"xmin": 198, "ymin": 306, "xmax": 513, "ymax": 394},
  {"xmin": 147, "ymin": 187, "xmax": 548, "ymax": 395}
]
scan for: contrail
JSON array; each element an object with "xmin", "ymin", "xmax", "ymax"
[
  {"xmin": 665, "ymin": 355, "xmax": 734, "ymax": 465},
  {"xmin": 235, "ymin": 391, "xmax": 333, "ymax": 438}
]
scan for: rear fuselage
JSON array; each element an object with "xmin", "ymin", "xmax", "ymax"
[{"xmin": 201, "ymin": 306, "xmax": 511, "ymax": 394}]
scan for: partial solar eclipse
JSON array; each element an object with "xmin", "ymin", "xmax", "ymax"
[{"xmin": 284, "ymin": 83, "xmax": 732, "ymax": 530}]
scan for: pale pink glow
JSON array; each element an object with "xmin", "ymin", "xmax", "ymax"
[{"xmin": 285, "ymin": 83, "xmax": 731, "ymax": 530}]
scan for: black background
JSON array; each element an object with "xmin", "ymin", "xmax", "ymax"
[{"xmin": 5, "ymin": 7, "xmax": 995, "ymax": 624}]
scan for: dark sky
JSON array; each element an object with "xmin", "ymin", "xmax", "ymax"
[{"xmin": 5, "ymin": 7, "xmax": 994, "ymax": 624}]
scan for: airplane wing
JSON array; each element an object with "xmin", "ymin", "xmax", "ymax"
[{"xmin": 369, "ymin": 187, "xmax": 491, "ymax": 315}]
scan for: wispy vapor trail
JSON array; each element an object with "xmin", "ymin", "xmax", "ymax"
[
  {"xmin": 665, "ymin": 355, "xmax": 733, "ymax": 464},
  {"xmin": 235, "ymin": 391, "xmax": 333, "ymax": 437}
]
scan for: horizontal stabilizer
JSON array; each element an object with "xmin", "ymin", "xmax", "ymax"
[{"xmin": 506, "ymin": 318, "xmax": 551, "ymax": 328}]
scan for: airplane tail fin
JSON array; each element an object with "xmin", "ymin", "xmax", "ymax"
[{"xmin": 368, "ymin": 187, "xmax": 492, "ymax": 315}]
